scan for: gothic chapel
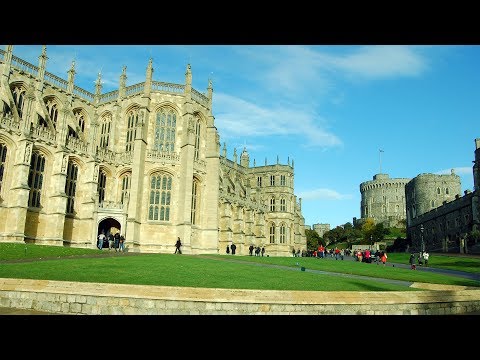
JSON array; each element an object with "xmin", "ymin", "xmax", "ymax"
[{"xmin": 0, "ymin": 45, "xmax": 306, "ymax": 256}]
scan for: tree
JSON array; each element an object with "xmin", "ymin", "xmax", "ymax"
[
  {"xmin": 361, "ymin": 218, "xmax": 375, "ymax": 242},
  {"xmin": 305, "ymin": 229, "xmax": 324, "ymax": 251}
]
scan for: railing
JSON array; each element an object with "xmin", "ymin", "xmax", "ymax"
[
  {"xmin": 66, "ymin": 136, "xmax": 89, "ymax": 153},
  {"xmin": 125, "ymin": 83, "xmax": 145, "ymax": 97},
  {"xmin": 0, "ymin": 113, "xmax": 22, "ymax": 132},
  {"xmin": 73, "ymin": 85, "xmax": 95, "ymax": 102},
  {"xmin": 191, "ymin": 88, "xmax": 209, "ymax": 107},
  {"xmin": 99, "ymin": 90, "xmax": 119, "ymax": 104},
  {"xmin": 96, "ymin": 148, "xmax": 116, "ymax": 162},
  {"xmin": 117, "ymin": 151, "xmax": 133, "ymax": 163},
  {"xmin": 152, "ymin": 81, "xmax": 185, "ymax": 94},
  {"xmin": 98, "ymin": 200, "xmax": 125, "ymax": 210},
  {"xmin": 30, "ymin": 125, "xmax": 56, "ymax": 142},
  {"xmin": 44, "ymin": 71, "xmax": 68, "ymax": 91},
  {"xmin": 146, "ymin": 150, "xmax": 180, "ymax": 163},
  {"xmin": 10, "ymin": 55, "xmax": 38, "ymax": 77}
]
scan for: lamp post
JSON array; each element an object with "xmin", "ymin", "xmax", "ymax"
[{"xmin": 420, "ymin": 224, "xmax": 425, "ymax": 254}]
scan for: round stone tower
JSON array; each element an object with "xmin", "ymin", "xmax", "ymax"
[
  {"xmin": 405, "ymin": 170, "xmax": 462, "ymax": 225},
  {"xmin": 359, "ymin": 173, "xmax": 411, "ymax": 227}
]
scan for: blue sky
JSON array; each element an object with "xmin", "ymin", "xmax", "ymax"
[{"xmin": 7, "ymin": 45, "xmax": 479, "ymax": 229}]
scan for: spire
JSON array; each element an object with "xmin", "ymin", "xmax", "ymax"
[
  {"xmin": 185, "ymin": 63, "xmax": 192, "ymax": 87},
  {"xmin": 119, "ymin": 65, "xmax": 127, "ymax": 99},
  {"xmin": 36, "ymin": 45, "xmax": 48, "ymax": 83},
  {"xmin": 233, "ymin": 147, "xmax": 238, "ymax": 164},
  {"xmin": 240, "ymin": 147, "xmax": 250, "ymax": 168},
  {"xmin": 207, "ymin": 78, "xmax": 213, "ymax": 111},
  {"xmin": 67, "ymin": 60, "xmax": 76, "ymax": 93},
  {"xmin": 277, "ymin": 155, "xmax": 279, "ymax": 164},
  {"xmin": 94, "ymin": 71, "xmax": 103, "ymax": 104},
  {"xmin": 184, "ymin": 63, "xmax": 192, "ymax": 97},
  {"xmin": 222, "ymin": 142, "xmax": 227, "ymax": 157},
  {"xmin": 144, "ymin": 59, "xmax": 153, "ymax": 97}
]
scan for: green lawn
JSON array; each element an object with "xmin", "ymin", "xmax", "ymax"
[{"xmin": 1, "ymin": 243, "xmax": 479, "ymax": 291}]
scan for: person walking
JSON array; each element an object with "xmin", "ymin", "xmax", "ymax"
[
  {"xmin": 174, "ymin": 237, "xmax": 182, "ymax": 254},
  {"xmin": 119, "ymin": 234, "xmax": 125, "ymax": 252},
  {"xmin": 230, "ymin": 243, "xmax": 236, "ymax": 255},
  {"xmin": 97, "ymin": 231, "xmax": 106, "ymax": 250},
  {"xmin": 380, "ymin": 251, "xmax": 387, "ymax": 266},
  {"xmin": 423, "ymin": 251, "xmax": 430, "ymax": 267},
  {"xmin": 112, "ymin": 232, "xmax": 119, "ymax": 251},
  {"xmin": 409, "ymin": 253, "xmax": 416, "ymax": 270},
  {"xmin": 261, "ymin": 246, "xmax": 265, "ymax": 257}
]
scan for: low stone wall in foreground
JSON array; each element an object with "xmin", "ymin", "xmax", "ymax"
[{"xmin": 1, "ymin": 278, "xmax": 480, "ymax": 315}]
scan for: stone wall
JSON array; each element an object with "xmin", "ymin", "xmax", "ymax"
[{"xmin": 1, "ymin": 278, "xmax": 480, "ymax": 315}]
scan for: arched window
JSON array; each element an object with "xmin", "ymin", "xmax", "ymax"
[
  {"xmin": 154, "ymin": 108, "xmax": 176, "ymax": 152},
  {"xmin": 194, "ymin": 119, "xmax": 201, "ymax": 160},
  {"xmin": 445, "ymin": 188, "xmax": 449, "ymax": 195},
  {"xmin": 270, "ymin": 196, "xmax": 275, "ymax": 212},
  {"xmin": 120, "ymin": 173, "xmax": 131, "ymax": 205},
  {"xmin": 12, "ymin": 86, "xmax": 25, "ymax": 119},
  {"xmin": 98, "ymin": 170, "xmax": 106, "ymax": 203},
  {"xmin": 125, "ymin": 109, "xmax": 138, "ymax": 152},
  {"xmin": 0, "ymin": 143, "xmax": 7, "ymax": 193},
  {"xmin": 149, "ymin": 173, "xmax": 172, "ymax": 221},
  {"xmin": 280, "ymin": 223, "xmax": 286, "ymax": 243},
  {"xmin": 280, "ymin": 197, "xmax": 286, "ymax": 212},
  {"xmin": 191, "ymin": 178, "xmax": 199, "ymax": 225},
  {"xmin": 437, "ymin": 187, "xmax": 441, "ymax": 195},
  {"xmin": 269, "ymin": 223, "xmax": 275, "ymax": 244},
  {"xmin": 28, "ymin": 151, "xmax": 46, "ymax": 208},
  {"xmin": 99, "ymin": 115, "xmax": 111, "ymax": 149},
  {"xmin": 73, "ymin": 109, "xmax": 86, "ymax": 134},
  {"xmin": 431, "ymin": 200, "xmax": 435, "ymax": 208},
  {"xmin": 45, "ymin": 99, "xmax": 59, "ymax": 129},
  {"xmin": 65, "ymin": 160, "xmax": 78, "ymax": 214}
]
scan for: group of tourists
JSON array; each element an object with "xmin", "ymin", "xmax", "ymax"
[
  {"xmin": 409, "ymin": 251, "xmax": 430, "ymax": 270},
  {"xmin": 248, "ymin": 244, "xmax": 266, "ymax": 256},
  {"xmin": 97, "ymin": 231, "xmax": 125, "ymax": 252}
]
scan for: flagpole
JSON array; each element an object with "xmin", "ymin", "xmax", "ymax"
[{"xmin": 379, "ymin": 149, "xmax": 384, "ymax": 173}]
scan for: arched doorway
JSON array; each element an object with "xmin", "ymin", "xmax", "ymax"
[{"xmin": 98, "ymin": 218, "xmax": 121, "ymax": 238}]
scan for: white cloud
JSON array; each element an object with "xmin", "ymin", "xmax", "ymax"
[
  {"xmin": 326, "ymin": 45, "xmax": 427, "ymax": 79},
  {"xmin": 213, "ymin": 92, "xmax": 343, "ymax": 148},
  {"xmin": 297, "ymin": 188, "xmax": 353, "ymax": 200},
  {"xmin": 236, "ymin": 45, "xmax": 428, "ymax": 97}
]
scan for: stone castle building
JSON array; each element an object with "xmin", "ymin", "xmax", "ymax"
[
  {"xmin": 405, "ymin": 138, "xmax": 480, "ymax": 253},
  {"xmin": 312, "ymin": 223, "xmax": 330, "ymax": 237},
  {"xmin": 0, "ymin": 45, "xmax": 306, "ymax": 256},
  {"xmin": 359, "ymin": 173, "xmax": 411, "ymax": 227}
]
